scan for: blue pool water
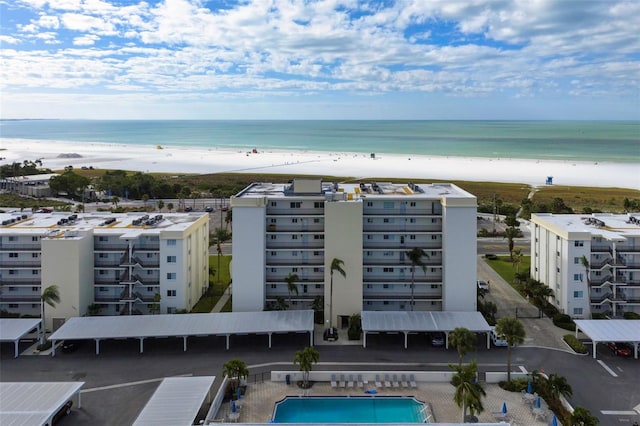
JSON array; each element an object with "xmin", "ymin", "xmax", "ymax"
[{"xmin": 272, "ymin": 396, "xmax": 427, "ymax": 423}]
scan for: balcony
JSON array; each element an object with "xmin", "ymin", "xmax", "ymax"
[
  {"xmin": 135, "ymin": 243, "xmax": 160, "ymax": 251},
  {"xmin": 266, "ymin": 208, "xmax": 324, "ymax": 215},
  {"xmin": 363, "ymin": 209, "xmax": 442, "ymax": 216},
  {"xmin": 266, "ymin": 224, "xmax": 324, "ymax": 232},
  {"xmin": 0, "ymin": 295, "xmax": 41, "ymax": 303},
  {"xmin": 363, "ymin": 276, "xmax": 442, "ymax": 284},
  {"xmin": 266, "ymin": 240, "xmax": 324, "ymax": 249},
  {"xmin": 362, "ymin": 241, "xmax": 442, "ymax": 250},
  {"xmin": 2, "ymin": 278, "xmax": 41, "ymax": 285},
  {"xmin": 0, "ymin": 260, "xmax": 41, "ymax": 267},
  {"xmin": 362, "ymin": 224, "xmax": 442, "ymax": 232},
  {"xmin": 0, "ymin": 243, "xmax": 40, "ymax": 251},
  {"xmin": 590, "ymin": 245, "xmax": 612, "ymax": 253},
  {"xmin": 616, "ymin": 246, "xmax": 640, "ymax": 253},
  {"xmin": 94, "ymin": 243, "xmax": 129, "ymax": 251}
]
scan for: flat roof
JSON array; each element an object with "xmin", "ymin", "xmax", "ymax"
[
  {"xmin": 0, "ymin": 318, "xmax": 40, "ymax": 342},
  {"xmin": 0, "ymin": 382, "xmax": 84, "ymax": 426},
  {"xmin": 574, "ymin": 319, "xmax": 640, "ymax": 342},
  {"xmin": 531, "ymin": 213, "xmax": 640, "ymax": 240},
  {"xmin": 361, "ymin": 311, "xmax": 492, "ymax": 333},
  {"xmin": 133, "ymin": 376, "xmax": 215, "ymax": 426},
  {"xmin": 50, "ymin": 310, "xmax": 314, "ymax": 341}
]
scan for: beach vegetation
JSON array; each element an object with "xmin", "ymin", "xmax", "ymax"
[
  {"xmin": 293, "ymin": 346, "xmax": 320, "ymax": 389},
  {"xmin": 49, "ymin": 171, "xmax": 90, "ymax": 198},
  {"xmin": 222, "ymin": 358, "xmax": 248, "ymax": 393},
  {"xmin": 449, "ymin": 327, "xmax": 477, "ymax": 366},
  {"xmin": 450, "ymin": 359, "xmax": 485, "ymax": 423},
  {"xmin": 494, "ymin": 317, "xmax": 525, "ymax": 383},
  {"xmin": 347, "ymin": 313, "xmax": 362, "ymax": 340}
]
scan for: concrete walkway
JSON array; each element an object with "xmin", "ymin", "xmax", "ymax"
[
  {"xmin": 211, "ymin": 285, "xmax": 232, "ymax": 313},
  {"xmin": 477, "ymin": 256, "xmax": 571, "ymax": 351}
]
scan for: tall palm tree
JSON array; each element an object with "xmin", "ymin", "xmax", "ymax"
[
  {"xmin": 581, "ymin": 255, "xmax": 592, "ymax": 318},
  {"xmin": 293, "ymin": 346, "xmax": 320, "ymax": 388},
  {"xmin": 449, "ymin": 327, "xmax": 477, "ymax": 367},
  {"xmin": 512, "ymin": 248, "xmax": 522, "ymax": 273},
  {"xmin": 40, "ymin": 285, "xmax": 60, "ymax": 345},
  {"xmin": 504, "ymin": 227, "xmax": 519, "ymax": 260},
  {"xmin": 495, "ymin": 317, "xmax": 526, "ymax": 383},
  {"xmin": 328, "ymin": 258, "xmax": 346, "ymax": 330},
  {"xmin": 211, "ymin": 227, "xmax": 232, "ymax": 284},
  {"xmin": 546, "ymin": 373, "xmax": 573, "ymax": 400},
  {"xmin": 451, "ymin": 360, "xmax": 485, "ymax": 423},
  {"xmin": 406, "ymin": 247, "xmax": 428, "ymax": 311},
  {"xmin": 285, "ymin": 273, "xmax": 299, "ymax": 309}
]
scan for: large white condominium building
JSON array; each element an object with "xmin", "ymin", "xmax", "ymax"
[
  {"xmin": 0, "ymin": 211, "xmax": 209, "ymax": 329},
  {"xmin": 531, "ymin": 213, "xmax": 640, "ymax": 318},
  {"xmin": 231, "ymin": 179, "xmax": 477, "ymax": 327}
]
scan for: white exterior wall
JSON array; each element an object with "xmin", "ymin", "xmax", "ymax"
[
  {"xmin": 324, "ymin": 200, "xmax": 363, "ymax": 327},
  {"xmin": 41, "ymin": 231, "xmax": 94, "ymax": 330},
  {"xmin": 441, "ymin": 201, "xmax": 477, "ymax": 311},
  {"xmin": 232, "ymin": 203, "xmax": 267, "ymax": 312}
]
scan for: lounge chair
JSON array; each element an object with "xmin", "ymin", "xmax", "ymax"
[
  {"xmin": 347, "ymin": 375, "xmax": 354, "ymax": 388},
  {"xmin": 375, "ymin": 375, "xmax": 382, "ymax": 388},
  {"xmin": 409, "ymin": 374, "xmax": 417, "ymax": 388},
  {"xmin": 392, "ymin": 374, "xmax": 400, "ymax": 388},
  {"xmin": 400, "ymin": 374, "xmax": 409, "ymax": 387},
  {"xmin": 331, "ymin": 374, "xmax": 338, "ymax": 388},
  {"xmin": 384, "ymin": 374, "xmax": 391, "ymax": 388},
  {"xmin": 357, "ymin": 374, "xmax": 364, "ymax": 388},
  {"xmin": 339, "ymin": 374, "xmax": 346, "ymax": 388}
]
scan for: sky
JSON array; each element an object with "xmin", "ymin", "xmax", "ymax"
[{"xmin": 1, "ymin": 0, "xmax": 639, "ymax": 120}]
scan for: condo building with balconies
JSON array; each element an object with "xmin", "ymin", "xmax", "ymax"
[
  {"xmin": 0, "ymin": 211, "xmax": 209, "ymax": 330},
  {"xmin": 231, "ymin": 179, "xmax": 477, "ymax": 328},
  {"xmin": 531, "ymin": 213, "xmax": 640, "ymax": 318}
]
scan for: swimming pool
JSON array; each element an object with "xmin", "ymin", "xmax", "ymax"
[{"xmin": 272, "ymin": 396, "xmax": 428, "ymax": 423}]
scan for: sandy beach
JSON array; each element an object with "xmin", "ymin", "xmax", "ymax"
[{"xmin": 1, "ymin": 138, "xmax": 638, "ymax": 189}]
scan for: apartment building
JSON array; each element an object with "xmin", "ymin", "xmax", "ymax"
[
  {"xmin": 231, "ymin": 179, "xmax": 477, "ymax": 328},
  {"xmin": 531, "ymin": 213, "xmax": 640, "ymax": 318},
  {"xmin": 0, "ymin": 211, "xmax": 209, "ymax": 330}
]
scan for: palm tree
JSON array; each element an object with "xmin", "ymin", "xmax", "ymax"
[
  {"xmin": 581, "ymin": 255, "xmax": 592, "ymax": 318},
  {"xmin": 293, "ymin": 346, "xmax": 320, "ymax": 388},
  {"xmin": 546, "ymin": 373, "xmax": 573, "ymax": 400},
  {"xmin": 451, "ymin": 360, "xmax": 486, "ymax": 423},
  {"xmin": 87, "ymin": 303, "xmax": 101, "ymax": 316},
  {"xmin": 495, "ymin": 317, "xmax": 526, "ymax": 383},
  {"xmin": 512, "ymin": 248, "xmax": 522, "ymax": 273},
  {"xmin": 149, "ymin": 293, "xmax": 161, "ymax": 315},
  {"xmin": 328, "ymin": 258, "xmax": 346, "ymax": 330},
  {"xmin": 449, "ymin": 327, "xmax": 477, "ymax": 367},
  {"xmin": 406, "ymin": 247, "xmax": 428, "ymax": 311},
  {"xmin": 211, "ymin": 227, "xmax": 232, "ymax": 285},
  {"xmin": 222, "ymin": 358, "xmax": 249, "ymax": 393},
  {"xmin": 157, "ymin": 200, "xmax": 165, "ymax": 211},
  {"xmin": 285, "ymin": 273, "xmax": 299, "ymax": 309},
  {"xmin": 111, "ymin": 196, "xmax": 120, "ymax": 209},
  {"xmin": 504, "ymin": 227, "xmax": 519, "ymax": 260},
  {"xmin": 40, "ymin": 285, "xmax": 60, "ymax": 345}
]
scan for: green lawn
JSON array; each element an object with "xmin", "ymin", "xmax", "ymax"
[
  {"xmin": 484, "ymin": 255, "xmax": 530, "ymax": 290},
  {"xmin": 191, "ymin": 254, "xmax": 231, "ymax": 313}
]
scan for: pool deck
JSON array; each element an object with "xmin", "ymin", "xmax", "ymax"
[{"xmin": 216, "ymin": 380, "xmax": 554, "ymax": 425}]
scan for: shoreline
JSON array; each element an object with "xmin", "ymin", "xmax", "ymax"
[{"xmin": 1, "ymin": 138, "xmax": 638, "ymax": 190}]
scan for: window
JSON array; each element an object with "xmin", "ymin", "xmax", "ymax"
[
  {"xmin": 291, "ymin": 235, "xmax": 298, "ymax": 240},
  {"xmin": 270, "ymin": 235, "xmax": 276, "ymax": 239},
  {"xmin": 167, "ymin": 290, "xmax": 176, "ymax": 297},
  {"xmin": 99, "ymin": 287, "xmax": 107, "ymax": 292},
  {"xmin": 271, "ymin": 202, "xmax": 277, "ymax": 207},
  {"xmin": 573, "ymin": 291, "xmax": 584, "ymax": 298},
  {"xmin": 292, "ymin": 251, "xmax": 298, "ymax": 256},
  {"xmin": 574, "ymin": 241, "xmax": 584, "ymax": 247},
  {"xmin": 314, "ymin": 268, "xmax": 321, "ymax": 272},
  {"xmin": 574, "ymin": 257, "xmax": 581, "ymax": 264},
  {"xmin": 314, "ymin": 202, "xmax": 323, "ymax": 208},
  {"xmin": 573, "ymin": 274, "xmax": 583, "ymax": 281},
  {"xmin": 573, "ymin": 308, "xmax": 583, "ymax": 315},
  {"xmin": 98, "ymin": 236, "xmax": 108, "ymax": 242},
  {"xmin": 431, "ymin": 235, "xmax": 438, "ymax": 240},
  {"xmin": 8, "ymin": 236, "xmax": 17, "ymax": 241},
  {"xmin": 167, "ymin": 256, "xmax": 176, "ymax": 263},
  {"xmin": 410, "ymin": 202, "xmax": 416, "ymax": 207},
  {"xmin": 147, "ymin": 287, "xmax": 154, "ymax": 292},
  {"xmin": 99, "ymin": 270, "xmax": 107, "ymax": 275},
  {"xmin": 271, "ymin": 251, "xmax": 277, "ymax": 256},
  {"xmin": 409, "ymin": 218, "xmax": 416, "ymax": 223},
  {"xmin": 9, "ymin": 270, "xmax": 16, "ymax": 275},
  {"xmin": 383, "ymin": 284, "xmax": 389, "ymax": 289},
  {"xmin": 367, "ymin": 202, "xmax": 373, "ymax": 207},
  {"xmin": 9, "ymin": 253, "xmax": 18, "ymax": 258},
  {"xmin": 431, "ymin": 218, "xmax": 438, "ymax": 223},
  {"xmin": 367, "ymin": 235, "xmax": 372, "ymax": 240},
  {"xmin": 313, "ymin": 251, "xmax": 321, "ymax": 256},
  {"xmin": 32, "ymin": 286, "xmax": 38, "ymax": 291},
  {"xmin": 292, "ymin": 218, "xmax": 298, "ymax": 223},
  {"xmin": 314, "ymin": 235, "xmax": 324, "ymax": 240},
  {"xmin": 383, "ymin": 267, "xmax": 395, "ymax": 272},
  {"xmin": 557, "ymin": 267, "xmax": 560, "ymax": 273},
  {"xmin": 271, "ymin": 284, "xmax": 277, "ymax": 289},
  {"xmin": 270, "ymin": 218, "xmax": 276, "ymax": 223},
  {"xmin": 410, "ymin": 235, "xmax": 416, "ymax": 240},
  {"xmin": 167, "ymin": 239, "xmax": 176, "ymax": 246},
  {"xmin": 431, "ymin": 284, "xmax": 438, "ymax": 289},
  {"xmin": 32, "ymin": 236, "xmax": 39, "ymax": 241},
  {"xmin": 313, "ymin": 218, "xmax": 320, "ymax": 223},
  {"xmin": 290, "ymin": 202, "xmax": 301, "ymax": 208},
  {"xmin": 32, "ymin": 253, "xmax": 38, "ymax": 258},
  {"xmin": 292, "ymin": 267, "xmax": 298, "ymax": 272},
  {"xmin": 167, "ymin": 272, "xmax": 176, "ymax": 280},
  {"xmin": 167, "ymin": 307, "xmax": 176, "ymax": 314},
  {"xmin": 383, "ymin": 201, "xmax": 394, "ymax": 209},
  {"xmin": 366, "ymin": 267, "xmax": 373, "ymax": 272},
  {"xmin": 271, "ymin": 268, "xmax": 277, "ymax": 272}
]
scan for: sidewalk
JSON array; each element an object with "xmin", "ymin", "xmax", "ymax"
[{"xmin": 211, "ymin": 285, "xmax": 232, "ymax": 313}]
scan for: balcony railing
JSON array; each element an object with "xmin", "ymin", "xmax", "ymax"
[
  {"xmin": 616, "ymin": 246, "xmax": 640, "ymax": 253},
  {"xmin": 362, "ymin": 224, "xmax": 442, "ymax": 232},
  {"xmin": 0, "ymin": 244, "xmax": 40, "ymax": 251},
  {"xmin": 0, "ymin": 261, "xmax": 41, "ymax": 267},
  {"xmin": 0, "ymin": 295, "xmax": 40, "ymax": 303},
  {"xmin": 590, "ymin": 245, "xmax": 611, "ymax": 253},
  {"xmin": 94, "ymin": 243, "xmax": 129, "ymax": 251},
  {"xmin": 2, "ymin": 278, "xmax": 41, "ymax": 285},
  {"xmin": 363, "ymin": 209, "xmax": 442, "ymax": 216},
  {"xmin": 266, "ymin": 208, "xmax": 325, "ymax": 215}
]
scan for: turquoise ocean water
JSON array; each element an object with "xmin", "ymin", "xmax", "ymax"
[{"xmin": 1, "ymin": 120, "xmax": 638, "ymax": 163}]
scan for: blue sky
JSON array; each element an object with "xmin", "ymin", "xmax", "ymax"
[{"xmin": 1, "ymin": 0, "xmax": 638, "ymax": 120}]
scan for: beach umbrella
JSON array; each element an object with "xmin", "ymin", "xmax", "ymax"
[
  {"xmin": 552, "ymin": 415, "xmax": 558, "ymax": 426},
  {"xmin": 237, "ymin": 386, "xmax": 242, "ymax": 400},
  {"xmin": 536, "ymin": 395, "xmax": 541, "ymax": 408},
  {"xmin": 527, "ymin": 381, "xmax": 533, "ymax": 394},
  {"xmin": 501, "ymin": 402, "xmax": 507, "ymax": 414},
  {"xmin": 231, "ymin": 400, "xmax": 237, "ymax": 413}
]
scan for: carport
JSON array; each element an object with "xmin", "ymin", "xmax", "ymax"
[
  {"xmin": 361, "ymin": 311, "xmax": 492, "ymax": 349},
  {"xmin": 0, "ymin": 382, "xmax": 84, "ymax": 425},
  {"xmin": 133, "ymin": 376, "xmax": 215, "ymax": 426},
  {"xmin": 574, "ymin": 319, "xmax": 640, "ymax": 359},
  {"xmin": 0, "ymin": 318, "xmax": 41, "ymax": 358},
  {"xmin": 49, "ymin": 310, "xmax": 314, "ymax": 355}
]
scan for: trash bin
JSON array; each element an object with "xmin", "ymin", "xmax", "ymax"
[{"xmin": 285, "ymin": 375, "xmax": 290, "ymax": 385}]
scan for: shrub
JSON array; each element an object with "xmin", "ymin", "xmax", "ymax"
[
  {"xmin": 591, "ymin": 313, "xmax": 608, "ymax": 320},
  {"xmin": 624, "ymin": 311, "xmax": 640, "ymax": 319},
  {"xmin": 563, "ymin": 334, "xmax": 587, "ymax": 354},
  {"xmin": 484, "ymin": 254, "xmax": 498, "ymax": 260},
  {"xmin": 348, "ymin": 313, "xmax": 362, "ymax": 340},
  {"xmin": 498, "ymin": 378, "xmax": 527, "ymax": 392}
]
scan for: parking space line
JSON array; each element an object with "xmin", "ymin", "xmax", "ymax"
[
  {"xmin": 81, "ymin": 373, "xmax": 192, "ymax": 393},
  {"xmin": 596, "ymin": 359, "xmax": 618, "ymax": 377}
]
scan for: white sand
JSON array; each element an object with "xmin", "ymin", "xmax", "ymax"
[{"xmin": 1, "ymin": 138, "xmax": 638, "ymax": 189}]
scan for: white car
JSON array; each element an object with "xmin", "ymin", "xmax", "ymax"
[
  {"xmin": 477, "ymin": 280, "xmax": 489, "ymax": 291},
  {"xmin": 490, "ymin": 327, "xmax": 512, "ymax": 347}
]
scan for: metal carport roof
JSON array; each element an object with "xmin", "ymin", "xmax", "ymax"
[
  {"xmin": 574, "ymin": 319, "xmax": 640, "ymax": 359},
  {"xmin": 0, "ymin": 382, "xmax": 84, "ymax": 426},
  {"xmin": 0, "ymin": 318, "xmax": 41, "ymax": 358},
  {"xmin": 361, "ymin": 311, "xmax": 492, "ymax": 349},
  {"xmin": 133, "ymin": 376, "xmax": 215, "ymax": 426},
  {"xmin": 49, "ymin": 310, "xmax": 314, "ymax": 355}
]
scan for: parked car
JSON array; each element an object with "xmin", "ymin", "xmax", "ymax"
[
  {"xmin": 430, "ymin": 332, "xmax": 445, "ymax": 347},
  {"xmin": 490, "ymin": 327, "xmax": 509, "ymax": 347},
  {"xmin": 205, "ymin": 206, "xmax": 213, "ymax": 212},
  {"xmin": 61, "ymin": 340, "xmax": 81, "ymax": 353},
  {"xmin": 50, "ymin": 400, "xmax": 72, "ymax": 425},
  {"xmin": 184, "ymin": 206, "xmax": 193, "ymax": 212},
  {"xmin": 607, "ymin": 342, "xmax": 632, "ymax": 357},
  {"xmin": 477, "ymin": 280, "xmax": 489, "ymax": 292}
]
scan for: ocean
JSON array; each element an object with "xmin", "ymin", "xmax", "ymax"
[{"xmin": 1, "ymin": 120, "xmax": 638, "ymax": 163}]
